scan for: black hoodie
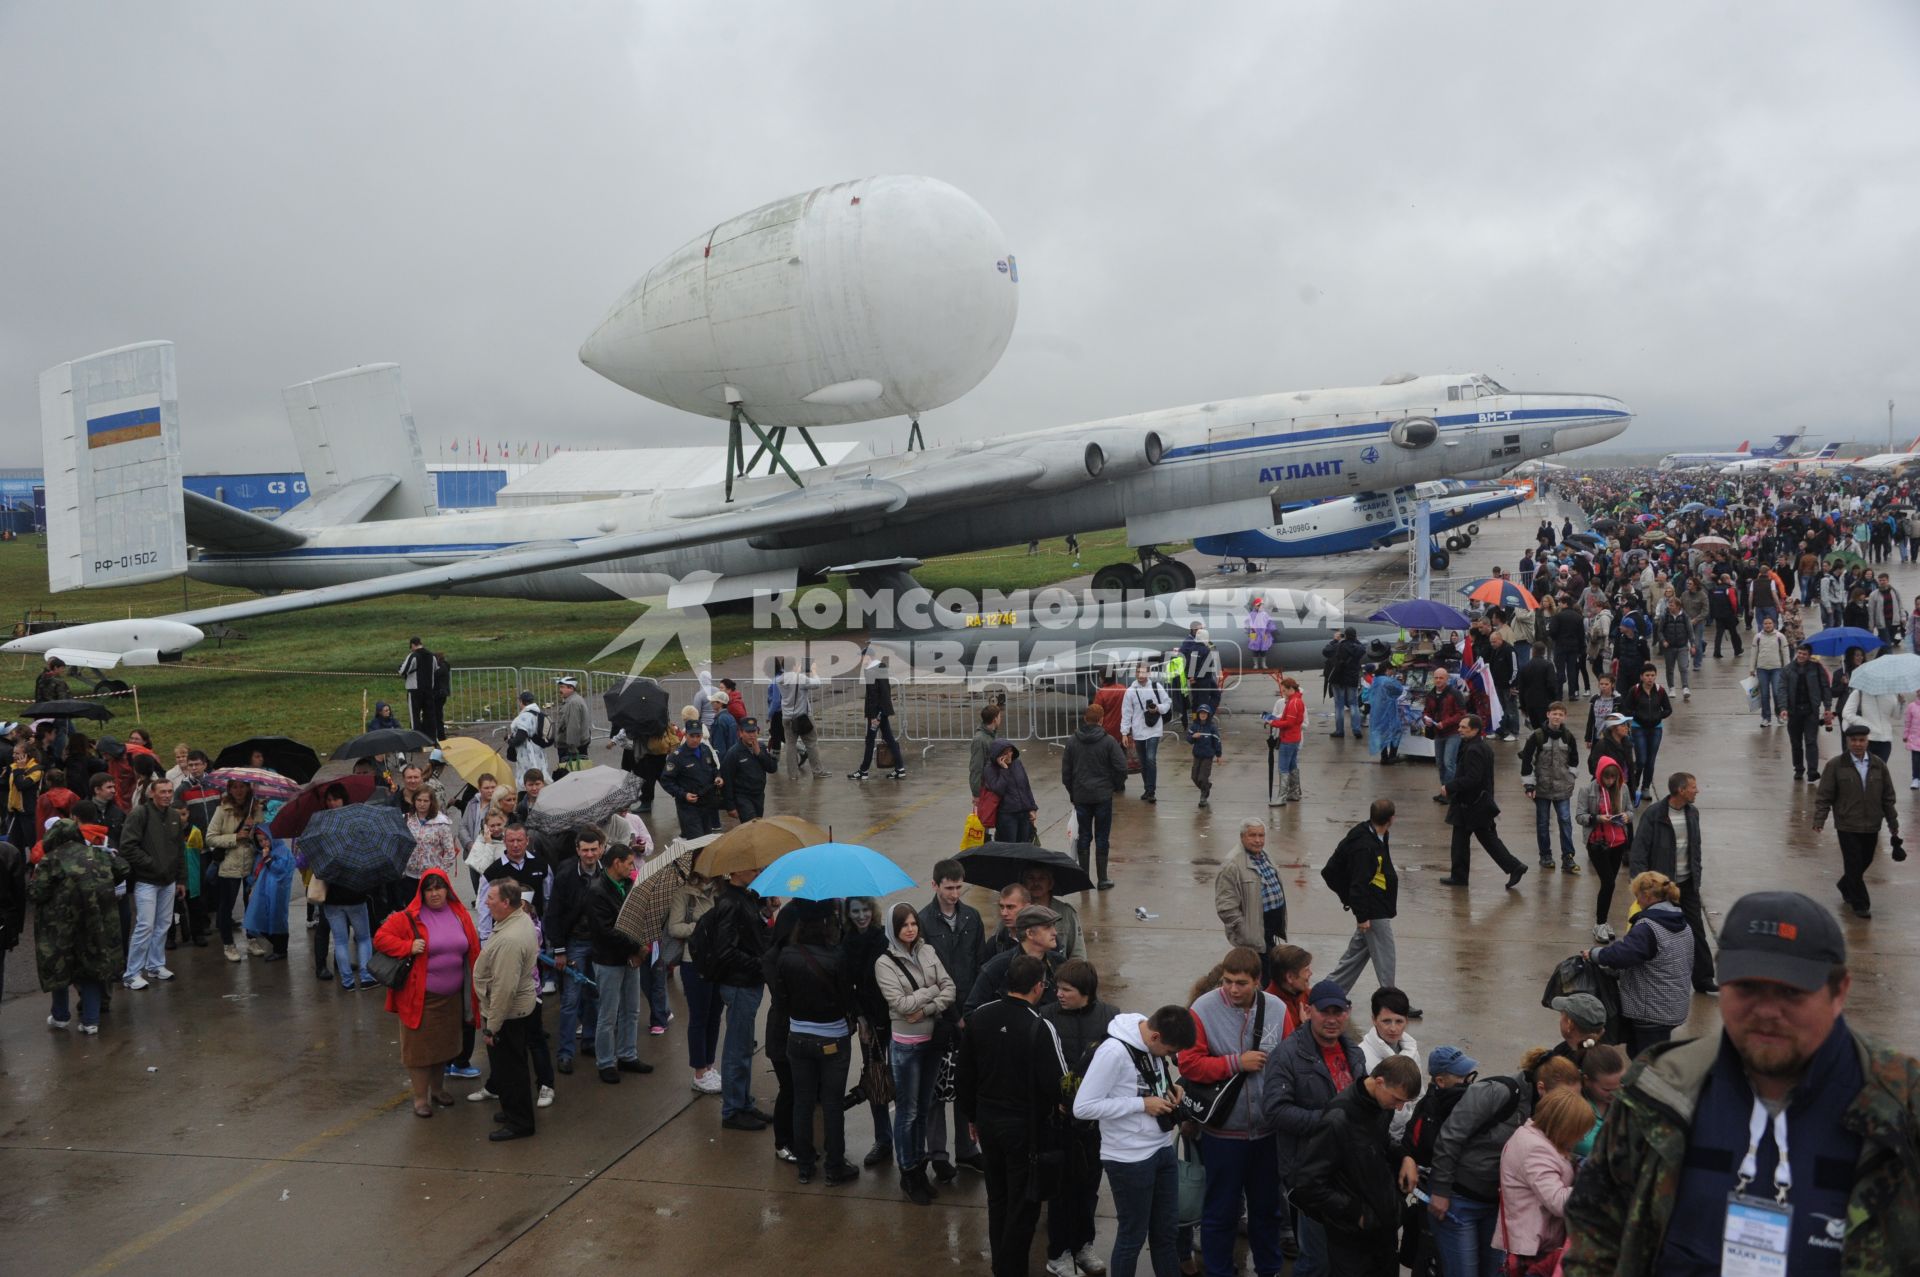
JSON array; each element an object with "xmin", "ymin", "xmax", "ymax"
[{"xmin": 1061, "ymin": 721, "xmax": 1128, "ymax": 805}]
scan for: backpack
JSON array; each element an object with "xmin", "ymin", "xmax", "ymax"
[
  {"xmin": 530, "ymin": 709, "xmax": 553, "ymax": 749},
  {"xmin": 1456, "ymin": 1074, "xmax": 1526, "ymax": 1152},
  {"xmin": 688, "ymin": 903, "xmax": 727, "ymax": 980}
]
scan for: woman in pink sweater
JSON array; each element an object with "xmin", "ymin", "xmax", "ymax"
[{"xmin": 1496, "ymin": 1088, "xmax": 1595, "ymax": 1270}]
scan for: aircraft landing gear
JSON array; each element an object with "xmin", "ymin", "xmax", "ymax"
[
  {"xmin": 1089, "ymin": 562, "xmax": 1144, "ymax": 595},
  {"xmin": 1429, "ymin": 540, "xmax": 1452, "ymax": 571},
  {"xmin": 1091, "ymin": 549, "xmax": 1194, "ymax": 597}
]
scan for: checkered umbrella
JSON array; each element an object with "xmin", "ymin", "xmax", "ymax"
[
  {"xmin": 205, "ymin": 766, "xmax": 303, "ymax": 802},
  {"xmin": 297, "ymin": 802, "xmax": 415, "ymax": 893},
  {"xmin": 614, "ymin": 835, "xmax": 716, "ymax": 947}
]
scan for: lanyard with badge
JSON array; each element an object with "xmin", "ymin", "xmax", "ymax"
[{"xmin": 1723, "ymin": 1098, "xmax": 1793, "ymax": 1276}]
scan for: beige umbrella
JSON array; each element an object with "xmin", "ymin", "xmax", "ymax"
[{"xmin": 694, "ymin": 814, "xmax": 830, "ymax": 878}]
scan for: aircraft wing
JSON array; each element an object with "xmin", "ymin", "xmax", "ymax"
[{"xmin": 165, "ymin": 481, "xmax": 903, "ymax": 628}]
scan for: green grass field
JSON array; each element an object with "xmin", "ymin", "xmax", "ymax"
[{"xmin": 0, "ymin": 528, "xmax": 1151, "ymax": 752}]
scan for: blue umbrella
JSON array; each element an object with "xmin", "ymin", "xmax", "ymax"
[
  {"xmin": 297, "ymin": 802, "xmax": 416, "ymax": 893},
  {"xmin": 750, "ymin": 842, "xmax": 915, "ymax": 901},
  {"xmin": 1369, "ymin": 599, "xmax": 1472, "ymax": 629},
  {"xmin": 1676, "ymin": 501, "xmax": 1707, "ymax": 514},
  {"xmin": 1805, "ymin": 626, "xmax": 1885, "ymax": 657}
]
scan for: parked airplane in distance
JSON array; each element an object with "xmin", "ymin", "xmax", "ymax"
[
  {"xmin": 1657, "ymin": 429, "xmax": 1806, "ymax": 470},
  {"xmin": 1193, "ymin": 480, "xmax": 1526, "ymax": 570},
  {"xmin": 1717, "ymin": 441, "xmax": 1837, "ymax": 473},
  {"xmin": 1796, "ymin": 436, "xmax": 1920, "ymax": 474}
]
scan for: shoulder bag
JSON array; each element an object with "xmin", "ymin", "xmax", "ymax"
[
  {"xmin": 884, "ymin": 951, "xmax": 956, "ymax": 1053},
  {"xmin": 1176, "ymin": 993, "xmax": 1264, "ymax": 1128},
  {"xmin": 367, "ymin": 913, "xmax": 421, "ymax": 990}
]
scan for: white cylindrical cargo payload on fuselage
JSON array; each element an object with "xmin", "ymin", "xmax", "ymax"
[{"xmin": 579, "ymin": 175, "xmax": 1017, "ymax": 427}]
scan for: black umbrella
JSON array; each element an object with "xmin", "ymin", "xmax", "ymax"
[
  {"xmin": 21, "ymin": 698, "xmax": 113, "ymax": 721},
  {"xmin": 213, "ymin": 735, "xmax": 321, "ymax": 783},
  {"xmin": 954, "ymin": 843, "xmax": 1095, "ymax": 895},
  {"xmin": 297, "ymin": 803, "xmax": 415, "ymax": 893},
  {"xmin": 604, "ymin": 676, "xmax": 670, "ymax": 737},
  {"xmin": 333, "ymin": 727, "xmax": 435, "ymax": 759}
]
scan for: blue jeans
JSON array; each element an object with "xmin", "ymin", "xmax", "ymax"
[
  {"xmin": 680, "ymin": 961, "xmax": 722, "ymax": 1071},
  {"xmin": 1690, "ymin": 619, "xmax": 1706, "ymax": 670},
  {"xmin": 1534, "ymin": 796, "xmax": 1575, "ymax": 862},
  {"xmin": 1293, "ymin": 1214, "xmax": 1329, "ymax": 1277},
  {"xmin": 593, "ymin": 960, "xmax": 643, "ymax": 1069},
  {"xmin": 718, "ymin": 982, "xmax": 764, "ymax": 1118},
  {"xmin": 1755, "ymin": 666, "xmax": 1785, "ymax": 720},
  {"xmin": 1631, "ymin": 725, "xmax": 1662, "ymax": 798},
  {"xmin": 1756, "ymin": 605, "xmax": 1779, "ymax": 631},
  {"xmin": 890, "ymin": 1037, "xmax": 938, "ymax": 1171},
  {"xmin": 1073, "ymin": 800, "xmax": 1113, "ymax": 859},
  {"xmin": 1431, "ymin": 1194, "xmax": 1502, "ymax": 1277},
  {"xmin": 556, "ymin": 939, "xmax": 598, "ymax": 1060},
  {"xmin": 123, "ymin": 880, "xmax": 174, "ymax": 981},
  {"xmin": 1331, "ymin": 685, "xmax": 1363, "ymax": 736},
  {"xmin": 1274, "ymin": 740, "xmax": 1299, "ymax": 775},
  {"xmin": 1104, "ymin": 1144, "xmax": 1179, "ymax": 1277},
  {"xmin": 321, "ymin": 902, "xmax": 372, "ymax": 982},
  {"xmin": 1200, "ymin": 1132, "xmax": 1281, "ymax": 1277},
  {"xmin": 643, "ymin": 955, "xmax": 671, "ymax": 1030},
  {"xmin": 1136, "ymin": 736, "xmax": 1162, "ymax": 796},
  {"xmin": 51, "ymin": 980, "xmax": 104, "ymax": 1027},
  {"xmin": 1437, "ymin": 734, "xmax": 1462, "ymax": 787}
]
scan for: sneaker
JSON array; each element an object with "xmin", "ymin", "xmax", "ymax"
[
  {"xmin": 889, "ymin": 767, "xmax": 907, "ymax": 779},
  {"xmin": 693, "ymin": 1069, "xmax": 722, "ymax": 1094},
  {"xmin": 649, "ymin": 1024, "xmax": 667, "ymax": 1036},
  {"xmin": 123, "ymin": 975, "xmax": 149, "ymax": 991},
  {"xmin": 149, "ymin": 966, "xmax": 175, "ymax": 981},
  {"xmin": 1593, "ymin": 923, "xmax": 1616, "ymax": 943},
  {"xmin": 1197, "ymin": 798, "xmax": 1209, "ymax": 809},
  {"xmin": 1097, "ymin": 879, "xmax": 1114, "ymax": 891},
  {"xmin": 467, "ymin": 1086, "xmax": 497, "ymax": 1102},
  {"xmin": 537, "ymin": 1085, "xmax": 555, "ymax": 1109},
  {"xmin": 1760, "ymin": 718, "xmax": 1772, "ymax": 728},
  {"xmin": 848, "ymin": 770, "xmax": 868, "ymax": 781},
  {"xmin": 247, "ymin": 938, "xmax": 268, "ymax": 956},
  {"xmin": 79, "ymin": 1024, "xmax": 99, "ymax": 1036},
  {"xmin": 446, "ymin": 1064, "xmax": 482, "ymax": 1079},
  {"xmin": 1563, "ymin": 859, "xmax": 1582, "ymax": 875},
  {"xmin": 1539, "ymin": 859, "xmax": 1555, "ymax": 871},
  {"xmin": 1683, "ymin": 689, "xmax": 1691, "ymax": 701},
  {"xmin": 823, "ymin": 1162, "xmax": 861, "ymax": 1186},
  {"xmin": 1046, "ymin": 1254, "xmax": 1078, "ymax": 1277},
  {"xmin": 774, "ymin": 1145, "xmax": 798, "ymax": 1163},
  {"xmin": 955, "ymin": 1153, "xmax": 988, "ymax": 1174},
  {"xmin": 48, "ymin": 1015, "xmax": 70, "ymax": 1030},
  {"xmin": 358, "ymin": 971, "xmax": 378, "ymax": 988},
  {"xmin": 541, "ymin": 978, "xmax": 558, "ymax": 995},
  {"xmin": 223, "ymin": 944, "xmax": 241, "ymax": 962},
  {"xmin": 1074, "ymin": 1245, "xmax": 1109, "ymax": 1276}
]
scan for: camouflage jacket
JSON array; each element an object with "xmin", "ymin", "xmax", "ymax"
[{"xmin": 1565, "ymin": 1030, "xmax": 1920, "ymax": 1276}]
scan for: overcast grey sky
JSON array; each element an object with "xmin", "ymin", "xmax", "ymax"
[{"xmin": 3, "ymin": 1, "xmax": 1917, "ymax": 472}]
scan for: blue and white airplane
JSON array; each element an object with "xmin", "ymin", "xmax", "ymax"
[
  {"xmin": 1657, "ymin": 429, "xmax": 1805, "ymax": 470},
  {"xmin": 1194, "ymin": 480, "xmax": 1528, "ymax": 569}
]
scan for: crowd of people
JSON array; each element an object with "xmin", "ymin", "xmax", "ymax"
[{"xmin": 4, "ymin": 467, "xmax": 1920, "ymax": 1274}]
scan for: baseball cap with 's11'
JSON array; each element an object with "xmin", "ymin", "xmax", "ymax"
[{"xmin": 1717, "ymin": 891, "xmax": 1847, "ymax": 992}]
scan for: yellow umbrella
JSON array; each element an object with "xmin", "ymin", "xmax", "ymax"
[
  {"xmin": 695, "ymin": 815, "xmax": 830, "ymax": 879},
  {"xmin": 437, "ymin": 736, "xmax": 512, "ymax": 789}
]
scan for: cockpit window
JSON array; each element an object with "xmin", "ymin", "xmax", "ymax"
[{"xmin": 1475, "ymin": 374, "xmax": 1509, "ymax": 395}]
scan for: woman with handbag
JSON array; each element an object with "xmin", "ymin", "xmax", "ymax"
[
  {"xmin": 665, "ymin": 869, "xmax": 721, "ymax": 1094},
  {"xmin": 875, "ymin": 903, "xmax": 957, "ymax": 1206},
  {"xmin": 842, "ymin": 897, "xmax": 896, "ymax": 1170},
  {"xmin": 373, "ymin": 868, "xmax": 481, "ymax": 1118},
  {"xmin": 1494, "ymin": 1088, "xmax": 1593, "ymax": 1275},
  {"xmin": 982, "ymin": 740, "xmax": 1039, "ymax": 844},
  {"xmin": 1574, "ymin": 756, "xmax": 1633, "ymax": 943}
]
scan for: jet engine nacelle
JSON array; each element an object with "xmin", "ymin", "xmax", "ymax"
[{"xmin": 580, "ymin": 175, "xmax": 1018, "ymax": 428}]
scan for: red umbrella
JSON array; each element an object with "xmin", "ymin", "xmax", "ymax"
[
  {"xmin": 270, "ymin": 772, "xmax": 379, "ymax": 839},
  {"xmin": 1460, "ymin": 578, "xmax": 1540, "ymax": 610}
]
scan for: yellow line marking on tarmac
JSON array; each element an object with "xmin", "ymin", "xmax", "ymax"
[{"xmin": 76, "ymin": 1089, "xmax": 411, "ymax": 1276}]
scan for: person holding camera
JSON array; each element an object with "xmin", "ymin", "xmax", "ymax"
[{"xmin": 1073, "ymin": 1004, "xmax": 1194, "ymax": 1277}]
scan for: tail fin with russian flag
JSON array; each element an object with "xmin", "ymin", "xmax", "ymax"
[{"xmin": 40, "ymin": 341, "xmax": 189, "ymax": 592}]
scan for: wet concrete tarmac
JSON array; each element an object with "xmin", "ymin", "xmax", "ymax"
[{"xmin": 4, "ymin": 496, "xmax": 1916, "ymax": 1275}]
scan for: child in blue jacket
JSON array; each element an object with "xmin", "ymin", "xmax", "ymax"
[{"xmin": 1187, "ymin": 704, "xmax": 1223, "ymax": 808}]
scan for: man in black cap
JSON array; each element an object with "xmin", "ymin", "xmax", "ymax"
[
  {"xmin": 1812, "ymin": 722, "xmax": 1901, "ymax": 918},
  {"xmin": 1566, "ymin": 891, "xmax": 1920, "ymax": 1276},
  {"xmin": 720, "ymin": 717, "xmax": 777, "ymax": 822},
  {"xmin": 659, "ymin": 721, "xmax": 724, "ymax": 841},
  {"xmin": 1262, "ymin": 978, "xmax": 1367, "ymax": 1277}
]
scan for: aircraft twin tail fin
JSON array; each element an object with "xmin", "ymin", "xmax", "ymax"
[
  {"xmin": 279, "ymin": 364, "xmax": 438, "ymax": 529},
  {"xmin": 40, "ymin": 341, "xmax": 189, "ymax": 592}
]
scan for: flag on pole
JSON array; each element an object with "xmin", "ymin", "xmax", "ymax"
[{"xmin": 1466, "ymin": 659, "xmax": 1503, "ymax": 735}]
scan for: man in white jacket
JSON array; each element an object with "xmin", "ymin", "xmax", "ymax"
[
  {"xmin": 1118, "ymin": 663, "xmax": 1173, "ymax": 804},
  {"xmin": 1072, "ymin": 1006, "xmax": 1193, "ymax": 1277}
]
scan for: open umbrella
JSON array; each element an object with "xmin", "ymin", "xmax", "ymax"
[
  {"xmin": 954, "ymin": 843, "xmax": 1095, "ymax": 895},
  {"xmin": 1844, "ymin": 653, "xmax": 1920, "ymax": 696},
  {"xmin": 1805, "ymin": 626, "xmax": 1885, "ymax": 657},
  {"xmin": 1563, "ymin": 531, "xmax": 1605, "ymax": 546},
  {"xmin": 528, "ymin": 767, "xmax": 645, "ymax": 835},
  {"xmin": 1676, "ymin": 501, "xmax": 1707, "ymax": 514},
  {"xmin": 1369, "ymin": 599, "xmax": 1472, "ymax": 630},
  {"xmin": 213, "ymin": 736, "xmax": 320, "ymax": 783},
  {"xmin": 270, "ymin": 771, "xmax": 379, "ymax": 839},
  {"xmin": 603, "ymin": 676, "xmax": 671, "ymax": 738},
  {"xmin": 20, "ymin": 698, "xmax": 113, "ymax": 721},
  {"xmin": 298, "ymin": 802, "xmax": 415, "ymax": 893},
  {"xmin": 749, "ymin": 842, "xmax": 915, "ymax": 901},
  {"xmin": 1459, "ymin": 578, "xmax": 1539, "ymax": 610},
  {"xmin": 333, "ymin": 727, "xmax": 435, "ymax": 759},
  {"xmin": 696, "ymin": 815, "xmax": 830, "ymax": 878},
  {"xmin": 1825, "ymin": 550, "xmax": 1869, "ymax": 569},
  {"xmin": 614, "ymin": 837, "xmax": 713, "ymax": 947},
  {"xmin": 205, "ymin": 766, "xmax": 303, "ymax": 802},
  {"xmin": 1691, "ymin": 535, "xmax": 1731, "ymax": 550},
  {"xmin": 1591, "ymin": 517, "xmax": 1619, "ymax": 534},
  {"xmin": 437, "ymin": 736, "xmax": 511, "ymax": 789}
]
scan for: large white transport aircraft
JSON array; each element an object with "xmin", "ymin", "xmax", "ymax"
[{"xmin": 7, "ymin": 177, "xmax": 1631, "ymax": 668}]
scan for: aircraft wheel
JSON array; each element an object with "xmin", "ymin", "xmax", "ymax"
[
  {"xmin": 1430, "ymin": 548, "xmax": 1452, "ymax": 570},
  {"xmin": 1090, "ymin": 563, "xmax": 1144, "ymax": 595},
  {"xmin": 1170, "ymin": 559, "xmax": 1197, "ymax": 590},
  {"xmin": 1467, "ymin": 523, "xmax": 1482, "ymax": 535},
  {"xmin": 1457, "ymin": 535, "xmax": 1474, "ymax": 549},
  {"xmin": 1142, "ymin": 562, "xmax": 1187, "ymax": 596},
  {"xmin": 1445, "ymin": 534, "xmax": 1467, "ymax": 551}
]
